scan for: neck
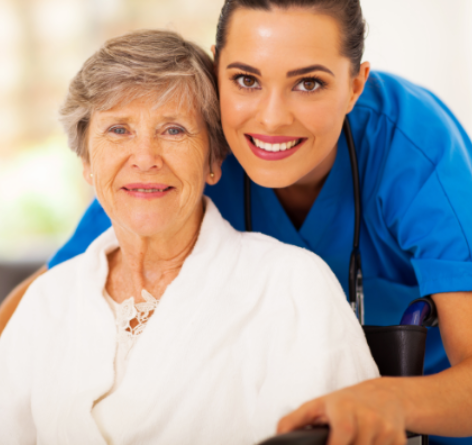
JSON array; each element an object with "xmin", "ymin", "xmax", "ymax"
[
  {"xmin": 106, "ymin": 200, "xmax": 204, "ymax": 303},
  {"xmin": 274, "ymin": 144, "xmax": 337, "ymax": 230}
]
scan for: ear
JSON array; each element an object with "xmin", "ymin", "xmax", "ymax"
[
  {"xmin": 206, "ymin": 158, "xmax": 223, "ymax": 186},
  {"xmin": 82, "ymin": 159, "xmax": 94, "ymax": 186},
  {"xmin": 346, "ymin": 61, "xmax": 371, "ymax": 113},
  {"xmin": 211, "ymin": 45, "xmax": 216, "ymax": 59}
]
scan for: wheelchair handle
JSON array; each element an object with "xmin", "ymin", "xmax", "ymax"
[
  {"xmin": 257, "ymin": 426, "xmax": 329, "ymax": 445},
  {"xmin": 257, "ymin": 427, "xmax": 424, "ymax": 445},
  {"xmin": 400, "ymin": 296, "xmax": 438, "ymax": 327}
]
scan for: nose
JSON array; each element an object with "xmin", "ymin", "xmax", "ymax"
[
  {"xmin": 130, "ymin": 135, "xmax": 164, "ymax": 172},
  {"xmin": 256, "ymin": 90, "xmax": 294, "ymax": 132}
]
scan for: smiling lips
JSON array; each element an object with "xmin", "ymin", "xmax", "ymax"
[
  {"xmin": 246, "ymin": 133, "xmax": 306, "ymax": 161},
  {"xmin": 122, "ymin": 183, "xmax": 174, "ymax": 199}
]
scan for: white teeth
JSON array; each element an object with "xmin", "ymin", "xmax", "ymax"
[
  {"xmin": 133, "ymin": 188, "xmax": 166, "ymax": 192},
  {"xmin": 252, "ymin": 137, "xmax": 300, "ymax": 152}
]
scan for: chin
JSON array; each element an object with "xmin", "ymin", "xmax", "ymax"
[
  {"xmin": 246, "ymin": 166, "xmax": 301, "ymax": 189},
  {"xmin": 123, "ymin": 213, "xmax": 173, "ymax": 237}
]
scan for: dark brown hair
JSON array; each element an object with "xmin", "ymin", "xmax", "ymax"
[{"xmin": 215, "ymin": 0, "xmax": 366, "ymax": 75}]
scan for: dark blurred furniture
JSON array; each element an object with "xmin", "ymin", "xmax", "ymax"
[{"xmin": 0, "ymin": 261, "xmax": 43, "ymax": 304}]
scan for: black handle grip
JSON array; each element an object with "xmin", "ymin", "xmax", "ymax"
[{"xmin": 257, "ymin": 427, "xmax": 329, "ymax": 445}]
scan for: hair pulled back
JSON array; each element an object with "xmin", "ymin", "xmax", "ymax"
[{"xmin": 215, "ymin": 0, "xmax": 366, "ymax": 75}]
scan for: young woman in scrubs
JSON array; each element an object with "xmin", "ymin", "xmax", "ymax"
[{"xmin": 2, "ymin": 0, "xmax": 472, "ymax": 443}]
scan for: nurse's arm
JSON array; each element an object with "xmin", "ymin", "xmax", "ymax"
[
  {"xmin": 0, "ymin": 265, "xmax": 47, "ymax": 336},
  {"xmin": 405, "ymin": 290, "xmax": 472, "ymax": 433},
  {"xmin": 277, "ymin": 290, "xmax": 472, "ymax": 443}
]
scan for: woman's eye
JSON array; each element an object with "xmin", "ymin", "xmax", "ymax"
[
  {"xmin": 165, "ymin": 127, "xmax": 184, "ymax": 136},
  {"xmin": 294, "ymin": 79, "xmax": 321, "ymax": 93},
  {"xmin": 236, "ymin": 75, "xmax": 260, "ymax": 89},
  {"xmin": 111, "ymin": 127, "xmax": 127, "ymax": 135}
]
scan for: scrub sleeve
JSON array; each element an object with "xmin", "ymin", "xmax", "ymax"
[
  {"xmin": 48, "ymin": 199, "xmax": 110, "ymax": 268},
  {"xmin": 48, "ymin": 72, "xmax": 472, "ymax": 445}
]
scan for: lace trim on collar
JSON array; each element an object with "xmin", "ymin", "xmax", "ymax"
[{"xmin": 105, "ymin": 289, "xmax": 160, "ymax": 344}]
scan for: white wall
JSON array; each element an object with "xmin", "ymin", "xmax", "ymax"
[{"xmin": 361, "ymin": 0, "xmax": 472, "ymax": 135}]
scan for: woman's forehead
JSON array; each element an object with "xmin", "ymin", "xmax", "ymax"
[
  {"xmin": 221, "ymin": 7, "xmax": 345, "ymax": 73},
  {"xmin": 92, "ymin": 93, "xmax": 203, "ymax": 125}
]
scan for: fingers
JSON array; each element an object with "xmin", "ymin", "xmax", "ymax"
[
  {"xmin": 353, "ymin": 413, "xmax": 387, "ymax": 445},
  {"xmin": 277, "ymin": 380, "xmax": 408, "ymax": 445},
  {"xmin": 278, "ymin": 396, "xmax": 360, "ymax": 445},
  {"xmin": 277, "ymin": 396, "xmax": 407, "ymax": 445},
  {"xmin": 372, "ymin": 425, "xmax": 407, "ymax": 445},
  {"xmin": 329, "ymin": 405, "xmax": 406, "ymax": 445},
  {"xmin": 329, "ymin": 408, "xmax": 406, "ymax": 445},
  {"xmin": 326, "ymin": 404, "xmax": 357, "ymax": 445},
  {"xmin": 277, "ymin": 399, "xmax": 326, "ymax": 434}
]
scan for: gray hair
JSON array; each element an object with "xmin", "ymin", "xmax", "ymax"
[{"xmin": 60, "ymin": 29, "xmax": 228, "ymax": 161}]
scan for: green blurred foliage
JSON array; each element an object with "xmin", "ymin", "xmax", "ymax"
[{"xmin": 0, "ymin": 136, "xmax": 92, "ymax": 260}]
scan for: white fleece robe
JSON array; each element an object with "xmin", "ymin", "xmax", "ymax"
[{"xmin": 0, "ymin": 198, "xmax": 379, "ymax": 445}]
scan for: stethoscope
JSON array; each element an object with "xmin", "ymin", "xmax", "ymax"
[{"xmin": 243, "ymin": 116, "xmax": 366, "ymax": 324}]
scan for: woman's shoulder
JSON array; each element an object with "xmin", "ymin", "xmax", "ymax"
[
  {"xmin": 1, "ymin": 255, "xmax": 85, "ymax": 338},
  {"xmin": 237, "ymin": 230, "xmax": 367, "ymax": 341},
  {"xmin": 353, "ymin": 71, "xmax": 469, "ymax": 159},
  {"xmin": 238, "ymin": 230, "xmax": 344, "ymax": 296},
  {"xmin": 26, "ymin": 227, "xmax": 116, "ymax": 308},
  {"xmin": 206, "ymin": 197, "xmax": 341, "ymax": 287},
  {"xmin": 240, "ymin": 230, "xmax": 316, "ymax": 262},
  {"xmin": 356, "ymin": 71, "xmax": 448, "ymax": 121},
  {"xmin": 27, "ymin": 254, "xmax": 85, "ymax": 307}
]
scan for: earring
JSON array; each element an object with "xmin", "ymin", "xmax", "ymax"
[
  {"xmin": 209, "ymin": 151, "xmax": 214, "ymax": 179},
  {"xmin": 90, "ymin": 173, "xmax": 93, "ymax": 177}
]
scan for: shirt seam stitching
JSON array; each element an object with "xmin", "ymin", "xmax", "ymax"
[
  {"xmin": 433, "ymin": 171, "xmax": 472, "ymax": 260},
  {"xmin": 354, "ymin": 104, "xmax": 436, "ymax": 165},
  {"xmin": 354, "ymin": 105, "xmax": 471, "ymax": 260}
]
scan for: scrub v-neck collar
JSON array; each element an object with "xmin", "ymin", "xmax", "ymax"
[{"xmin": 250, "ymin": 130, "xmax": 353, "ymax": 253}]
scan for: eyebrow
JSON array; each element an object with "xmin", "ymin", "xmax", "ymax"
[
  {"xmin": 96, "ymin": 113, "xmax": 184, "ymax": 122},
  {"xmin": 287, "ymin": 64, "xmax": 334, "ymax": 78},
  {"xmin": 226, "ymin": 62, "xmax": 261, "ymax": 76},
  {"xmin": 94, "ymin": 115, "xmax": 132, "ymax": 123},
  {"xmin": 226, "ymin": 62, "xmax": 334, "ymax": 78}
]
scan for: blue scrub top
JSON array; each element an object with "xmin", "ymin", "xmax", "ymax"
[{"xmin": 49, "ymin": 72, "xmax": 472, "ymax": 444}]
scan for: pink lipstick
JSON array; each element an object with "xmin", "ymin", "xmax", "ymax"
[
  {"xmin": 122, "ymin": 183, "xmax": 174, "ymax": 199},
  {"xmin": 245, "ymin": 134, "xmax": 306, "ymax": 161}
]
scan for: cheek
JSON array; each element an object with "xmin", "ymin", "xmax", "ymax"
[
  {"xmin": 220, "ymin": 84, "xmax": 256, "ymax": 134},
  {"xmin": 297, "ymin": 91, "xmax": 350, "ymax": 139},
  {"xmin": 88, "ymin": 139, "xmax": 126, "ymax": 187},
  {"xmin": 89, "ymin": 138, "xmax": 111, "ymax": 167},
  {"xmin": 166, "ymin": 140, "xmax": 209, "ymax": 189}
]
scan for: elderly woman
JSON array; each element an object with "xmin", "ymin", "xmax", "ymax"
[{"xmin": 0, "ymin": 30, "xmax": 378, "ymax": 444}]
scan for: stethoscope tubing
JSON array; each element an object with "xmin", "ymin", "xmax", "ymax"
[{"xmin": 244, "ymin": 116, "xmax": 365, "ymax": 322}]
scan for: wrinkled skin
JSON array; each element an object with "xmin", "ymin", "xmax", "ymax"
[{"xmin": 83, "ymin": 94, "xmax": 222, "ymax": 303}]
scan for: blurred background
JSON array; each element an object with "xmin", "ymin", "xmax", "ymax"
[{"xmin": 0, "ymin": 0, "xmax": 471, "ymax": 299}]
